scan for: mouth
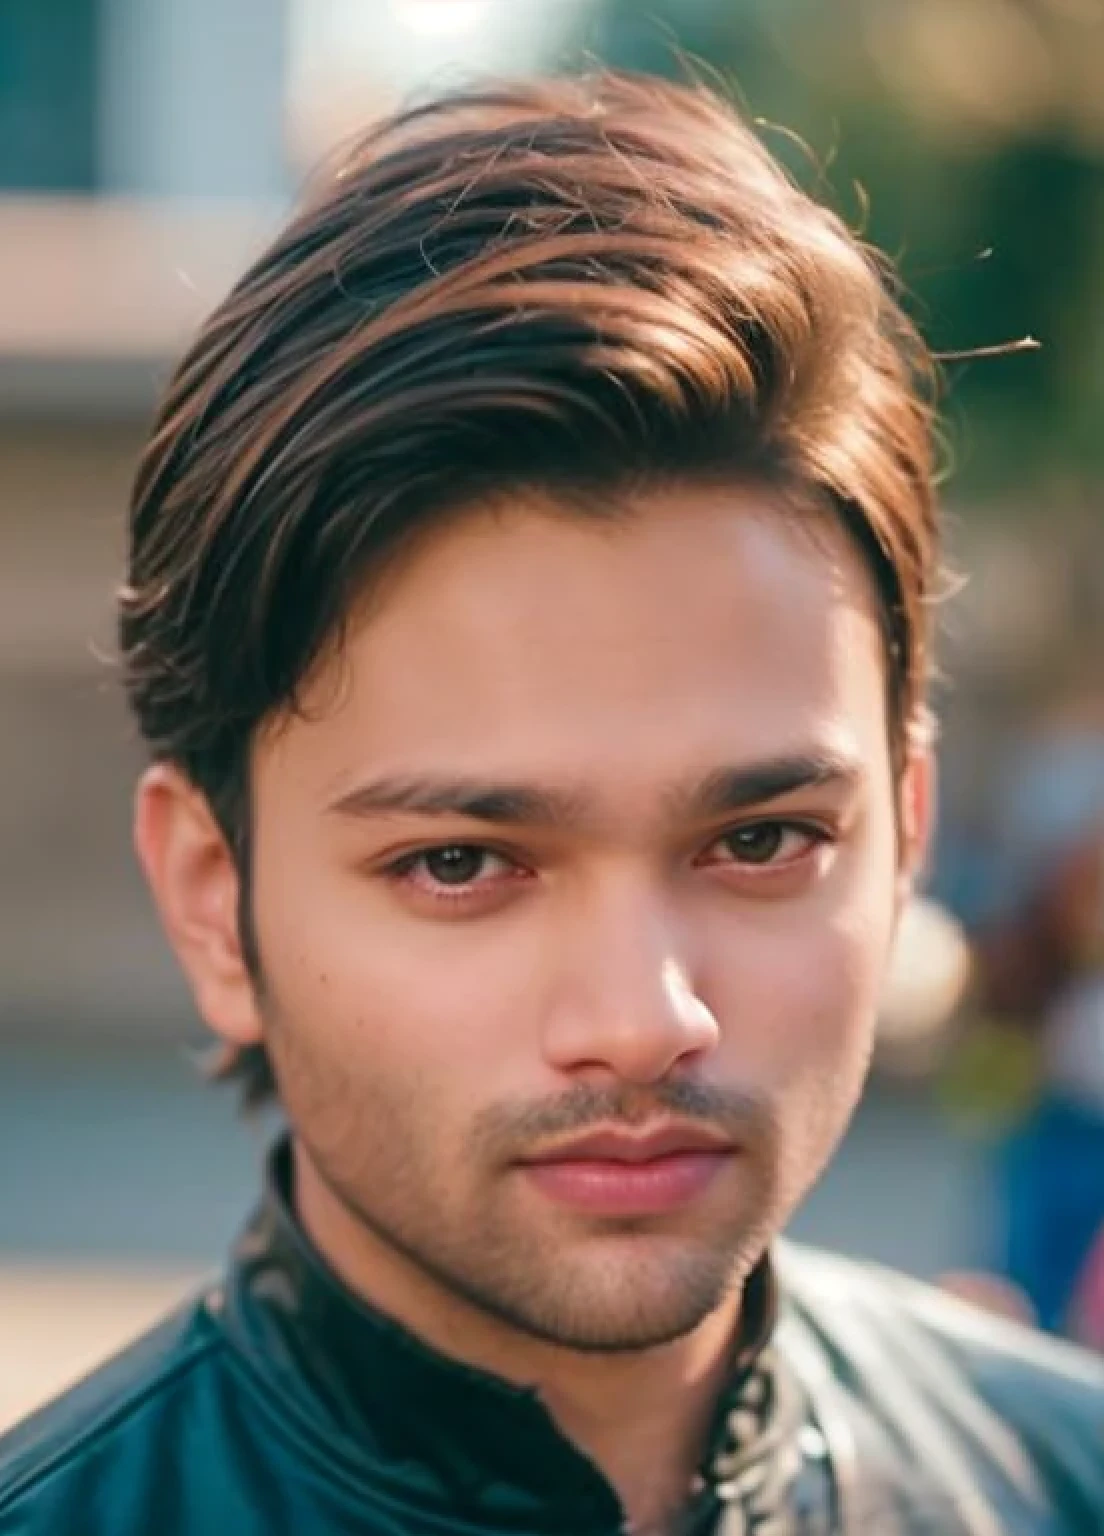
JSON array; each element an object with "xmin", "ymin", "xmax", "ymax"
[{"xmin": 516, "ymin": 1123, "xmax": 737, "ymax": 1217}]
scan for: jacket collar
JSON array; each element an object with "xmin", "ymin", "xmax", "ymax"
[{"xmin": 220, "ymin": 1135, "xmax": 780, "ymax": 1534}]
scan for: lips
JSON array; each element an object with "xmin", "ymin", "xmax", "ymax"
[
  {"xmin": 516, "ymin": 1123, "xmax": 736, "ymax": 1217},
  {"xmin": 522, "ymin": 1123, "xmax": 734, "ymax": 1166}
]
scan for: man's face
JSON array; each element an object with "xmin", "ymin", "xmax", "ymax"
[{"xmin": 148, "ymin": 485, "xmax": 929, "ymax": 1351}]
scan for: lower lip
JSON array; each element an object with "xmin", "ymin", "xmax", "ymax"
[{"xmin": 521, "ymin": 1151, "xmax": 732, "ymax": 1216}]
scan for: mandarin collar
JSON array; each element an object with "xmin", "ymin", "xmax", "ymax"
[{"xmin": 219, "ymin": 1135, "xmax": 779, "ymax": 1534}]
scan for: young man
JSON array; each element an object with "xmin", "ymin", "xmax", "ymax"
[{"xmin": 1, "ymin": 73, "xmax": 1100, "ymax": 1536}]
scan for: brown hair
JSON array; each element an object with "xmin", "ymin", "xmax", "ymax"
[{"xmin": 120, "ymin": 72, "xmax": 939, "ymax": 1106}]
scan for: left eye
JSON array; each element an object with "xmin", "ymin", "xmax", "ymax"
[{"xmin": 708, "ymin": 822, "xmax": 823, "ymax": 866}]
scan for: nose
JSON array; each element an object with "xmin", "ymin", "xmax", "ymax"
[{"xmin": 540, "ymin": 891, "xmax": 720, "ymax": 1086}]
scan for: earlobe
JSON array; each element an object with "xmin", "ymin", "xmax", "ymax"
[
  {"xmin": 897, "ymin": 745, "xmax": 937, "ymax": 902},
  {"xmin": 133, "ymin": 765, "xmax": 264, "ymax": 1048}
]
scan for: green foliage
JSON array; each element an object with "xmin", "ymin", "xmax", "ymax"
[{"xmin": 561, "ymin": 0, "xmax": 1104, "ymax": 498}]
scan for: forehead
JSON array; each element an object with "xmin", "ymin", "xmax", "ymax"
[{"xmin": 261, "ymin": 485, "xmax": 889, "ymax": 801}]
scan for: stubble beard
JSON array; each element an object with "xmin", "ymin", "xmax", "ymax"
[
  {"xmin": 347, "ymin": 1181, "xmax": 763, "ymax": 1352},
  {"xmin": 270, "ymin": 1001, "xmax": 786, "ymax": 1352},
  {"xmin": 309, "ymin": 1126, "xmax": 779, "ymax": 1354}
]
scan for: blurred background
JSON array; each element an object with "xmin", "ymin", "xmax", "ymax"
[{"xmin": 2, "ymin": 0, "xmax": 1103, "ymax": 1430}]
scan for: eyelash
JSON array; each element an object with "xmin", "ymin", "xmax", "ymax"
[{"xmin": 381, "ymin": 820, "xmax": 834, "ymax": 904}]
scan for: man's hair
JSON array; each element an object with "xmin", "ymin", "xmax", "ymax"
[{"xmin": 119, "ymin": 72, "xmax": 939, "ymax": 1106}]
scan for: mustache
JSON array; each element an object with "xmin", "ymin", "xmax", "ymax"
[{"xmin": 474, "ymin": 1079, "xmax": 778, "ymax": 1159}]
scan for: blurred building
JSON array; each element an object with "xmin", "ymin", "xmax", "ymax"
[
  {"xmin": 1, "ymin": 0, "xmax": 292, "ymax": 1042},
  {"xmin": 0, "ymin": 0, "xmax": 584, "ymax": 1044}
]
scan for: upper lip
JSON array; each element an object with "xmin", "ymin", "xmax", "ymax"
[{"xmin": 521, "ymin": 1123, "xmax": 735, "ymax": 1165}]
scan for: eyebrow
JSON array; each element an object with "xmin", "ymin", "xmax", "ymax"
[{"xmin": 326, "ymin": 751, "xmax": 861, "ymax": 829}]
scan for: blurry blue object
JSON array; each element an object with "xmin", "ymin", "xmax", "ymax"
[
  {"xmin": 996, "ymin": 1093, "xmax": 1104, "ymax": 1333},
  {"xmin": 927, "ymin": 829, "xmax": 1003, "ymax": 928}
]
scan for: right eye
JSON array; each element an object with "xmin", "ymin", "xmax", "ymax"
[{"xmin": 384, "ymin": 843, "xmax": 526, "ymax": 904}]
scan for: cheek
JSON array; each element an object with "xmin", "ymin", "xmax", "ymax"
[
  {"xmin": 711, "ymin": 920, "xmax": 887, "ymax": 1080},
  {"xmin": 703, "ymin": 856, "xmax": 898, "ymax": 1090},
  {"xmin": 254, "ymin": 859, "xmax": 543, "ymax": 1093}
]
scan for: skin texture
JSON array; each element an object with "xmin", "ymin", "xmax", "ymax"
[{"xmin": 135, "ymin": 483, "xmax": 932, "ymax": 1527}]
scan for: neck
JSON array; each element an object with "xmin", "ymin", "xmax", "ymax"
[
  {"xmin": 534, "ymin": 1307, "xmax": 740, "ymax": 1533},
  {"xmin": 292, "ymin": 1141, "xmax": 746, "ymax": 1534}
]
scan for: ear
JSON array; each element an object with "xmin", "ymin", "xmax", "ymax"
[
  {"xmin": 133, "ymin": 764, "xmax": 264, "ymax": 1049},
  {"xmin": 896, "ymin": 742, "xmax": 937, "ymax": 912}
]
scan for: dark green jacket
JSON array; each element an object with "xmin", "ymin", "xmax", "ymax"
[{"xmin": 1, "ymin": 1141, "xmax": 1102, "ymax": 1535}]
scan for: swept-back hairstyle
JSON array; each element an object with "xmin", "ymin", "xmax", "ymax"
[{"xmin": 120, "ymin": 72, "xmax": 939, "ymax": 1105}]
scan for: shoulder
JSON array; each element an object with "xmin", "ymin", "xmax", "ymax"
[
  {"xmin": 0, "ymin": 1292, "xmax": 228, "ymax": 1532},
  {"xmin": 776, "ymin": 1240, "xmax": 1104, "ymax": 1404},
  {"xmin": 775, "ymin": 1241, "xmax": 1104, "ymax": 1520}
]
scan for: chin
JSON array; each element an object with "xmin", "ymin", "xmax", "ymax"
[
  {"xmin": 477, "ymin": 1242, "xmax": 747, "ymax": 1354},
  {"xmin": 510, "ymin": 1289, "xmax": 733, "ymax": 1355}
]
